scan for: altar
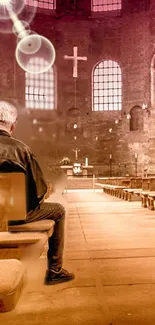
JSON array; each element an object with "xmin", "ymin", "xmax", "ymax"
[{"xmin": 60, "ymin": 164, "xmax": 94, "ymax": 177}]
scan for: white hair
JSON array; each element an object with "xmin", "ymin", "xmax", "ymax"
[{"xmin": 0, "ymin": 101, "xmax": 17, "ymax": 127}]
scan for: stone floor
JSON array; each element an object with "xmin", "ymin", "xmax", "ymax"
[{"xmin": 1, "ymin": 189, "xmax": 155, "ymax": 324}]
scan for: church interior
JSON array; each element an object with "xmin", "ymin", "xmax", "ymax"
[{"xmin": 1, "ymin": 0, "xmax": 155, "ymax": 324}]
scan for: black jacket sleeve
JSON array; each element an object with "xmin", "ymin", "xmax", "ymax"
[{"xmin": 26, "ymin": 151, "xmax": 47, "ymax": 211}]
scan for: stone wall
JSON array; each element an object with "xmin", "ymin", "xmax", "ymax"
[{"xmin": 0, "ymin": 0, "xmax": 155, "ymax": 177}]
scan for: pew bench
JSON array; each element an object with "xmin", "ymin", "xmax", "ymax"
[
  {"xmin": 0, "ymin": 259, "xmax": 26, "ymax": 313},
  {"xmin": 8, "ymin": 220, "xmax": 55, "ymax": 238},
  {"xmin": 124, "ymin": 188, "xmax": 142, "ymax": 202},
  {"xmin": 148, "ymin": 192, "xmax": 155, "ymax": 210},
  {"xmin": 0, "ymin": 173, "xmax": 56, "ymax": 312},
  {"xmin": 140, "ymin": 191, "xmax": 149, "ymax": 208},
  {"xmin": 96, "ymin": 182, "xmax": 126, "ymax": 198}
]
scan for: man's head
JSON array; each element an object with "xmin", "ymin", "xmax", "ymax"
[{"xmin": 0, "ymin": 101, "xmax": 18, "ymax": 134}]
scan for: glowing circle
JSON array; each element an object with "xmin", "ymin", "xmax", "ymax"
[
  {"xmin": 13, "ymin": 21, "xmax": 30, "ymax": 38},
  {"xmin": 0, "ymin": 4, "xmax": 36, "ymax": 34},
  {"xmin": 18, "ymin": 34, "xmax": 42, "ymax": 55},
  {"xmin": 0, "ymin": 0, "xmax": 25, "ymax": 20},
  {"xmin": 16, "ymin": 35, "xmax": 56, "ymax": 74}
]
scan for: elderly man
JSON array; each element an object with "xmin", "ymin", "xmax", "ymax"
[{"xmin": 0, "ymin": 101, "xmax": 74, "ymax": 285}]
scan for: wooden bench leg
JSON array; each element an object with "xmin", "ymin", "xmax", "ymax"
[
  {"xmin": 142, "ymin": 196, "xmax": 147, "ymax": 208},
  {"xmin": 148, "ymin": 197, "xmax": 154, "ymax": 210}
]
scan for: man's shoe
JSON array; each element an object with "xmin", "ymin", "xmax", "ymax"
[{"xmin": 44, "ymin": 268, "xmax": 75, "ymax": 285}]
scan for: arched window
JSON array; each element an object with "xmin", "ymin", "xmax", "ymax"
[
  {"xmin": 130, "ymin": 106, "xmax": 143, "ymax": 131},
  {"xmin": 25, "ymin": 58, "xmax": 56, "ymax": 110},
  {"xmin": 92, "ymin": 60, "xmax": 122, "ymax": 111},
  {"xmin": 92, "ymin": 0, "xmax": 121, "ymax": 12},
  {"xmin": 26, "ymin": 0, "xmax": 56, "ymax": 10}
]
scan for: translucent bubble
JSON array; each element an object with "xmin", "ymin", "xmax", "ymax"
[
  {"xmin": 18, "ymin": 34, "xmax": 42, "ymax": 55},
  {"xmin": 0, "ymin": 3, "xmax": 36, "ymax": 34},
  {"xmin": 16, "ymin": 35, "xmax": 56, "ymax": 74},
  {"xmin": 0, "ymin": 0, "xmax": 25, "ymax": 20},
  {"xmin": 13, "ymin": 20, "xmax": 30, "ymax": 38}
]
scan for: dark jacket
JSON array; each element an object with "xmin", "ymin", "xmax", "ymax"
[{"xmin": 0, "ymin": 130, "xmax": 47, "ymax": 213}]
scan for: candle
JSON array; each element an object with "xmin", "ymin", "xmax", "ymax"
[
  {"xmin": 85, "ymin": 158, "xmax": 88, "ymax": 166},
  {"xmin": 110, "ymin": 154, "xmax": 112, "ymax": 159},
  {"xmin": 135, "ymin": 153, "xmax": 138, "ymax": 159}
]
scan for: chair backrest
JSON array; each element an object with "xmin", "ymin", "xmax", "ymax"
[{"xmin": 0, "ymin": 173, "xmax": 26, "ymax": 228}]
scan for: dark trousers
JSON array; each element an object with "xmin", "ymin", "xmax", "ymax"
[{"xmin": 26, "ymin": 202, "xmax": 65, "ymax": 270}]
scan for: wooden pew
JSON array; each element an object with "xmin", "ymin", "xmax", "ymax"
[
  {"xmin": 96, "ymin": 177, "xmax": 130, "ymax": 198},
  {"xmin": 122, "ymin": 178, "xmax": 142, "ymax": 202},
  {"xmin": 140, "ymin": 178, "xmax": 155, "ymax": 209},
  {"xmin": 0, "ymin": 173, "xmax": 55, "ymax": 312}
]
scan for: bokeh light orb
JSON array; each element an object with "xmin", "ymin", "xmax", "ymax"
[
  {"xmin": 18, "ymin": 34, "xmax": 42, "ymax": 55},
  {"xmin": 0, "ymin": 0, "xmax": 25, "ymax": 20},
  {"xmin": 16, "ymin": 35, "xmax": 56, "ymax": 74},
  {"xmin": 13, "ymin": 20, "xmax": 30, "ymax": 38},
  {"xmin": 0, "ymin": 3, "xmax": 36, "ymax": 34}
]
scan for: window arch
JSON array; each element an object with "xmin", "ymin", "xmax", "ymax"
[
  {"xmin": 26, "ymin": 0, "xmax": 56, "ymax": 10},
  {"xmin": 130, "ymin": 106, "xmax": 143, "ymax": 131},
  {"xmin": 25, "ymin": 58, "xmax": 56, "ymax": 110},
  {"xmin": 92, "ymin": 60, "xmax": 122, "ymax": 111},
  {"xmin": 92, "ymin": 0, "xmax": 122, "ymax": 12}
]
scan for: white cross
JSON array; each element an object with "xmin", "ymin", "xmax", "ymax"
[
  {"xmin": 72, "ymin": 148, "xmax": 80, "ymax": 160},
  {"xmin": 64, "ymin": 46, "xmax": 87, "ymax": 78}
]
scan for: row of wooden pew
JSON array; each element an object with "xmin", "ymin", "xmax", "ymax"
[
  {"xmin": 96, "ymin": 177, "xmax": 155, "ymax": 210},
  {"xmin": 0, "ymin": 175, "xmax": 54, "ymax": 312}
]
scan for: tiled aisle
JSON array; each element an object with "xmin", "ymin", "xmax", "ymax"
[{"xmin": 1, "ymin": 190, "xmax": 155, "ymax": 324}]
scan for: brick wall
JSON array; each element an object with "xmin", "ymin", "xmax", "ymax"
[{"xmin": 1, "ymin": 0, "xmax": 155, "ymax": 177}]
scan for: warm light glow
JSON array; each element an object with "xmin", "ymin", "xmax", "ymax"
[
  {"xmin": 109, "ymin": 128, "xmax": 112, "ymax": 133},
  {"xmin": 142, "ymin": 103, "xmax": 147, "ymax": 110},
  {"xmin": 74, "ymin": 124, "xmax": 78, "ymax": 129},
  {"xmin": 0, "ymin": 0, "xmax": 11, "ymax": 6},
  {"xmin": 127, "ymin": 113, "xmax": 131, "ymax": 120}
]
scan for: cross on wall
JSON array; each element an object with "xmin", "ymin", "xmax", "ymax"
[
  {"xmin": 72, "ymin": 148, "xmax": 80, "ymax": 160},
  {"xmin": 64, "ymin": 46, "xmax": 87, "ymax": 78}
]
